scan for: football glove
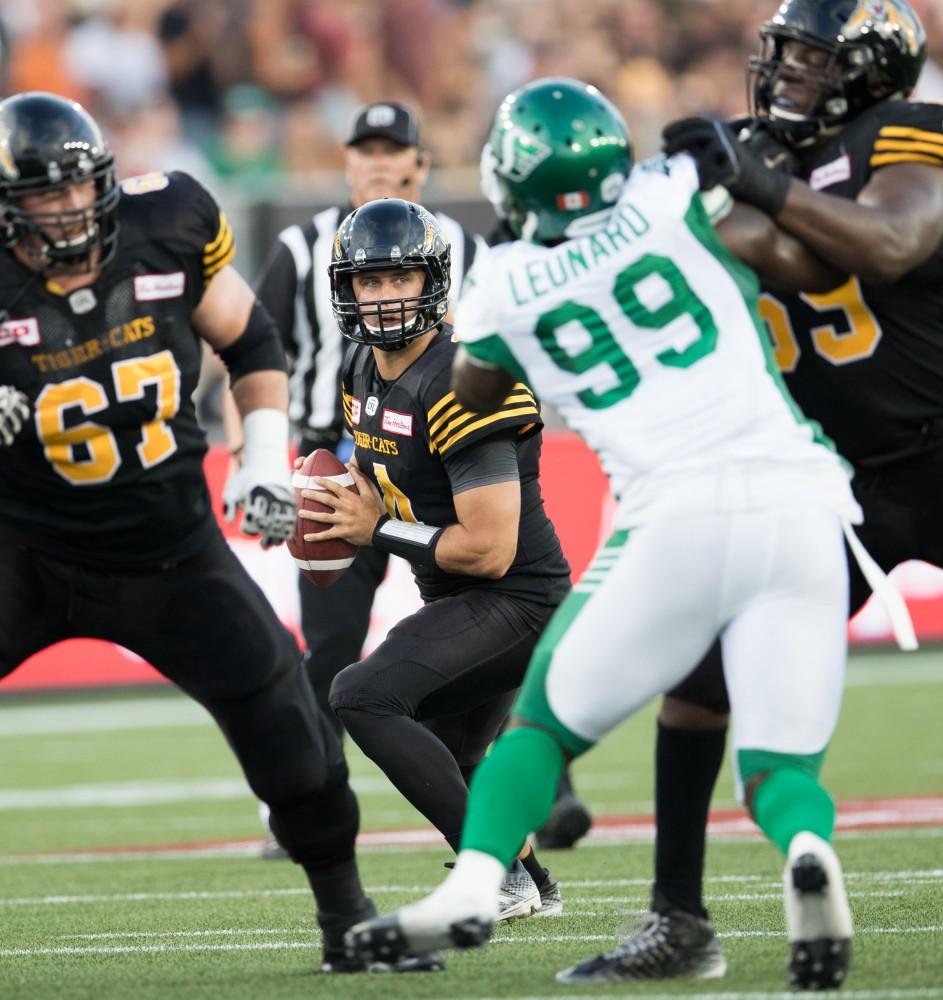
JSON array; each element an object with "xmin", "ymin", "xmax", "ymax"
[
  {"xmin": 662, "ymin": 116, "xmax": 792, "ymax": 217},
  {"xmin": 0, "ymin": 385, "xmax": 29, "ymax": 446},
  {"xmin": 222, "ymin": 408, "xmax": 295, "ymax": 549},
  {"xmin": 734, "ymin": 119, "xmax": 800, "ymax": 175}
]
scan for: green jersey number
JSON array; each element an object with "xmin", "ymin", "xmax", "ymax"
[{"xmin": 535, "ymin": 253, "xmax": 718, "ymax": 410}]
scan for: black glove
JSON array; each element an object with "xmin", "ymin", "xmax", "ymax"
[
  {"xmin": 734, "ymin": 119, "xmax": 800, "ymax": 175},
  {"xmin": 662, "ymin": 116, "xmax": 792, "ymax": 217}
]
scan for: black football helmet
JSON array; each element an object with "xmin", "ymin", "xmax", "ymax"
[
  {"xmin": 330, "ymin": 198, "xmax": 451, "ymax": 351},
  {"xmin": 0, "ymin": 92, "xmax": 119, "ymax": 273},
  {"xmin": 749, "ymin": 0, "xmax": 927, "ymax": 146}
]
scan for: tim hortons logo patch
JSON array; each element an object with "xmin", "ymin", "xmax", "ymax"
[
  {"xmin": 809, "ymin": 154, "xmax": 851, "ymax": 191},
  {"xmin": 381, "ymin": 408, "xmax": 414, "ymax": 436},
  {"xmin": 0, "ymin": 316, "xmax": 40, "ymax": 348},
  {"xmin": 350, "ymin": 397, "xmax": 362, "ymax": 424},
  {"xmin": 134, "ymin": 272, "xmax": 186, "ymax": 302}
]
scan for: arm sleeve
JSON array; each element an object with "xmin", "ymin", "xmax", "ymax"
[
  {"xmin": 441, "ymin": 430, "xmax": 520, "ymax": 495},
  {"xmin": 255, "ymin": 239, "xmax": 299, "ymax": 359}
]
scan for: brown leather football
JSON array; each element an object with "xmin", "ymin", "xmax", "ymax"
[{"xmin": 287, "ymin": 449, "xmax": 358, "ymax": 587}]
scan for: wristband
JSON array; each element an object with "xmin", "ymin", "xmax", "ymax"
[{"xmin": 372, "ymin": 513, "xmax": 444, "ymax": 569}]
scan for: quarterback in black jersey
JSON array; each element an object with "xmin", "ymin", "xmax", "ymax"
[
  {"xmin": 630, "ymin": 0, "xmax": 943, "ymax": 985},
  {"xmin": 0, "ymin": 92, "xmax": 424, "ymax": 975},
  {"xmin": 300, "ymin": 198, "xmax": 571, "ymax": 916}
]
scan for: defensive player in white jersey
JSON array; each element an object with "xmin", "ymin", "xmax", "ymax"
[{"xmin": 345, "ymin": 77, "xmax": 860, "ymax": 991}]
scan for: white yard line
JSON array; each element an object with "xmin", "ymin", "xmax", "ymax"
[
  {"xmin": 4, "ymin": 926, "xmax": 943, "ymax": 959},
  {"xmin": 1, "ymin": 870, "xmax": 941, "ymax": 906}
]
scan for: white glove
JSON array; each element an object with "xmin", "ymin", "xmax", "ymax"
[
  {"xmin": 0, "ymin": 385, "xmax": 30, "ymax": 446},
  {"xmin": 222, "ymin": 408, "xmax": 295, "ymax": 549}
]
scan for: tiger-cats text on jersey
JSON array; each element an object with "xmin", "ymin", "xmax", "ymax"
[
  {"xmin": 758, "ymin": 100, "xmax": 943, "ymax": 466},
  {"xmin": 342, "ymin": 326, "xmax": 570, "ymax": 604},
  {"xmin": 0, "ymin": 171, "xmax": 235, "ymax": 566}
]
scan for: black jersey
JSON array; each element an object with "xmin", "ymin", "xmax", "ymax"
[
  {"xmin": 759, "ymin": 101, "xmax": 943, "ymax": 466},
  {"xmin": 0, "ymin": 171, "xmax": 236, "ymax": 566},
  {"xmin": 342, "ymin": 326, "xmax": 571, "ymax": 605},
  {"xmin": 257, "ymin": 205, "xmax": 481, "ymax": 453}
]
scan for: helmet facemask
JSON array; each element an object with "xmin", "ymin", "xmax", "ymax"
[
  {"xmin": 330, "ymin": 199, "xmax": 452, "ymax": 351},
  {"xmin": 3, "ymin": 158, "xmax": 119, "ymax": 275},
  {"xmin": 749, "ymin": 33, "xmax": 875, "ymax": 146},
  {"xmin": 331, "ymin": 257, "xmax": 450, "ymax": 352}
]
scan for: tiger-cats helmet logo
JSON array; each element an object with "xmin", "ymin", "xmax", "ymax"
[
  {"xmin": 0, "ymin": 123, "xmax": 18, "ymax": 180},
  {"xmin": 844, "ymin": 0, "xmax": 923, "ymax": 56}
]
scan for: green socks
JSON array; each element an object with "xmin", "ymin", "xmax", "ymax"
[
  {"xmin": 751, "ymin": 765, "xmax": 836, "ymax": 854},
  {"xmin": 460, "ymin": 727, "xmax": 565, "ymax": 868}
]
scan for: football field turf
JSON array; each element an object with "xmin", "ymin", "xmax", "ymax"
[{"xmin": 3, "ymin": 648, "xmax": 943, "ymax": 999}]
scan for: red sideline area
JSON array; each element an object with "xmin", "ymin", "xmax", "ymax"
[
  {"xmin": 12, "ymin": 795, "xmax": 943, "ymax": 859},
  {"xmin": 8, "ymin": 430, "xmax": 943, "ymax": 692}
]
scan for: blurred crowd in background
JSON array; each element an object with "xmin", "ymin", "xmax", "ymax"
[{"xmin": 2, "ymin": 0, "xmax": 942, "ymax": 195}]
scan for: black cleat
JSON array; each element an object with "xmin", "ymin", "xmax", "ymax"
[
  {"xmin": 556, "ymin": 908, "xmax": 726, "ymax": 982},
  {"xmin": 535, "ymin": 793, "xmax": 592, "ymax": 849}
]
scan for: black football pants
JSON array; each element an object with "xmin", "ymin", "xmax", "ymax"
[
  {"xmin": 298, "ymin": 544, "xmax": 389, "ymax": 737},
  {"xmin": 0, "ymin": 529, "xmax": 358, "ymax": 871},
  {"xmin": 329, "ymin": 587, "xmax": 558, "ymax": 850}
]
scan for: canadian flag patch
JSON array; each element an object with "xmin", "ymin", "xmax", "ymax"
[
  {"xmin": 556, "ymin": 191, "xmax": 590, "ymax": 210},
  {"xmin": 382, "ymin": 408, "xmax": 413, "ymax": 436},
  {"xmin": 350, "ymin": 397, "xmax": 362, "ymax": 424},
  {"xmin": 0, "ymin": 317, "xmax": 40, "ymax": 349},
  {"xmin": 134, "ymin": 272, "xmax": 186, "ymax": 302}
]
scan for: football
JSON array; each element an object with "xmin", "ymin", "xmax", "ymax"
[{"xmin": 287, "ymin": 448, "xmax": 358, "ymax": 587}]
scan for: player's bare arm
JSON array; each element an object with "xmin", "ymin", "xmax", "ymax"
[
  {"xmin": 773, "ymin": 164, "xmax": 943, "ymax": 284},
  {"xmin": 451, "ymin": 347, "xmax": 516, "ymax": 414},
  {"xmin": 195, "ymin": 264, "xmax": 294, "ymax": 546},
  {"xmin": 192, "ymin": 264, "xmax": 289, "ymax": 413},
  {"xmin": 716, "ymin": 202, "xmax": 846, "ymax": 293}
]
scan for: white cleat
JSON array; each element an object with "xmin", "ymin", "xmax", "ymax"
[
  {"xmin": 344, "ymin": 890, "xmax": 495, "ymax": 965},
  {"xmin": 784, "ymin": 831, "xmax": 853, "ymax": 991},
  {"xmin": 497, "ymin": 866, "xmax": 542, "ymax": 922}
]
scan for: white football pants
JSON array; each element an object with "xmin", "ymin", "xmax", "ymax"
[{"xmin": 544, "ymin": 507, "xmax": 849, "ymax": 789}]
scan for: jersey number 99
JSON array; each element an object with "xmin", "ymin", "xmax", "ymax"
[{"xmin": 534, "ymin": 254, "xmax": 718, "ymax": 409}]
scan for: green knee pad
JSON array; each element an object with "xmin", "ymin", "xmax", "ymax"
[
  {"xmin": 461, "ymin": 727, "xmax": 567, "ymax": 868},
  {"xmin": 739, "ymin": 748, "xmax": 834, "ymax": 855}
]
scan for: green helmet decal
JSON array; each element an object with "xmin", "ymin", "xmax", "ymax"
[{"xmin": 482, "ymin": 77, "xmax": 633, "ymax": 244}]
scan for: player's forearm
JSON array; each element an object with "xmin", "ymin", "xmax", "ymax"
[
  {"xmin": 433, "ymin": 523, "xmax": 517, "ymax": 578},
  {"xmin": 775, "ymin": 182, "xmax": 924, "ymax": 285},
  {"xmin": 231, "ymin": 369, "xmax": 289, "ymax": 418}
]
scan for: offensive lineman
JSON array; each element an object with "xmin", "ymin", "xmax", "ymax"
[
  {"xmin": 0, "ymin": 92, "xmax": 435, "ymax": 975},
  {"xmin": 344, "ymin": 76, "xmax": 867, "ymax": 991}
]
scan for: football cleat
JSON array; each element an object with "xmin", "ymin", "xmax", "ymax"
[
  {"xmin": 536, "ymin": 870, "xmax": 563, "ymax": 917},
  {"xmin": 535, "ymin": 793, "xmax": 593, "ymax": 849},
  {"xmin": 497, "ymin": 865, "xmax": 542, "ymax": 922},
  {"xmin": 784, "ymin": 832, "xmax": 853, "ymax": 991},
  {"xmin": 320, "ymin": 899, "xmax": 445, "ymax": 974},
  {"xmin": 555, "ymin": 908, "xmax": 726, "ymax": 982},
  {"xmin": 344, "ymin": 904, "xmax": 493, "ymax": 965}
]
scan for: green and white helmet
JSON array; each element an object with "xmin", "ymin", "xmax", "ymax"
[{"xmin": 481, "ymin": 77, "xmax": 632, "ymax": 244}]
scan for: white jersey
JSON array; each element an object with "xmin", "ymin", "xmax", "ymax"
[{"xmin": 456, "ymin": 154, "xmax": 861, "ymax": 529}]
